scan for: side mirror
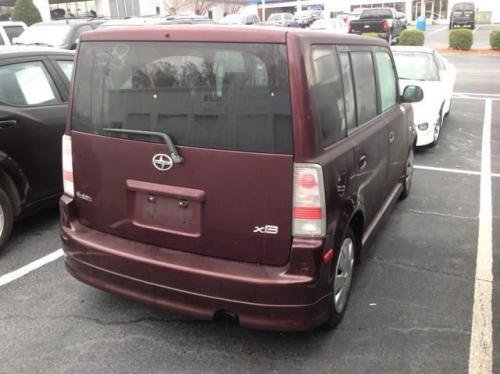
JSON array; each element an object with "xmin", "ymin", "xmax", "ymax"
[{"xmin": 402, "ymin": 85, "xmax": 424, "ymax": 103}]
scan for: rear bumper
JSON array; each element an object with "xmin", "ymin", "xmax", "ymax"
[{"xmin": 60, "ymin": 196, "xmax": 331, "ymax": 331}]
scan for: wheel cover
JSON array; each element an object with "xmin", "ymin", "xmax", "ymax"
[
  {"xmin": 0, "ymin": 203, "xmax": 4, "ymax": 237},
  {"xmin": 405, "ymin": 150, "xmax": 414, "ymax": 190},
  {"xmin": 334, "ymin": 238, "xmax": 354, "ymax": 313}
]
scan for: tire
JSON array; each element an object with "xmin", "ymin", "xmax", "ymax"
[
  {"xmin": 400, "ymin": 148, "xmax": 414, "ymax": 200},
  {"xmin": 430, "ymin": 107, "xmax": 444, "ymax": 147},
  {"xmin": 323, "ymin": 228, "xmax": 356, "ymax": 329},
  {"xmin": 471, "ymin": 23, "xmax": 475, "ymax": 29},
  {"xmin": 0, "ymin": 187, "xmax": 14, "ymax": 251},
  {"xmin": 387, "ymin": 32, "xmax": 393, "ymax": 45}
]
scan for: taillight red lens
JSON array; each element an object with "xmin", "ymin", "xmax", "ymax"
[
  {"xmin": 62, "ymin": 135, "xmax": 74, "ymax": 197},
  {"xmin": 382, "ymin": 20, "xmax": 388, "ymax": 32},
  {"xmin": 300, "ymin": 173, "xmax": 317, "ymax": 188},
  {"xmin": 292, "ymin": 164, "xmax": 326, "ymax": 237}
]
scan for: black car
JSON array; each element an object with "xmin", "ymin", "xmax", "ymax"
[
  {"xmin": 13, "ymin": 19, "xmax": 103, "ymax": 50},
  {"xmin": 349, "ymin": 8, "xmax": 405, "ymax": 45},
  {"xmin": 449, "ymin": 2, "xmax": 476, "ymax": 29},
  {"xmin": 0, "ymin": 47, "xmax": 74, "ymax": 249}
]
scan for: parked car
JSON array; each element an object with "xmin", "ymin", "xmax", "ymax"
[
  {"xmin": 309, "ymin": 18, "xmax": 349, "ymax": 33},
  {"xmin": 219, "ymin": 13, "xmax": 259, "ymax": 25},
  {"xmin": 449, "ymin": 2, "xmax": 476, "ymax": 29},
  {"xmin": 0, "ymin": 22, "xmax": 27, "ymax": 46},
  {"xmin": 294, "ymin": 10, "xmax": 319, "ymax": 28},
  {"xmin": 392, "ymin": 46, "xmax": 456, "ymax": 146},
  {"xmin": 61, "ymin": 26, "xmax": 422, "ymax": 331},
  {"xmin": 261, "ymin": 13, "xmax": 299, "ymax": 27},
  {"xmin": 397, "ymin": 12, "xmax": 408, "ymax": 29},
  {"xmin": 349, "ymin": 8, "xmax": 405, "ymax": 44},
  {"xmin": 0, "ymin": 47, "xmax": 74, "ymax": 250},
  {"xmin": 14, "ymin": 19, "xmax": 103, "ymax": 49}
]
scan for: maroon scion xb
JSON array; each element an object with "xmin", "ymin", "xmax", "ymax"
[{"xmin": 60, "ymin": 26, "xmax": 422, "ymax": 331}]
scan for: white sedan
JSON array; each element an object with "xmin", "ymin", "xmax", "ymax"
[
  {"xmin": 392, "ymin": 46, "xmax": 456, "ymax": 146},
  {"xmin": 309, "ymin": 18, "xmax": 349, "ymax": 33}
]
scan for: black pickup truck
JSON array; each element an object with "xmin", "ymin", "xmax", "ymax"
[{"xmin": 348, "ymin": 8, "xmax": 405, "ymax": 44}]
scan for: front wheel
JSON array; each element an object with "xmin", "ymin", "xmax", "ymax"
[
  {"xmin": 323, "ymin": 229, "xmax": 356, "ymax": 328},
  {"xmin": 0, "ymin": 187, "xmax": 14, "ymax": 251},
  {"xmin": 400, "ymin": 148, "xmax": 414, "ymax": 200},
  {"xmin": 431, "ymin": 110, "xmax": 444, "ymax": 147}
]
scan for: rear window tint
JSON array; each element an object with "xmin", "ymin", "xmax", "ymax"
[
  {"xmin": 454, "ymin": 3, "xmax": 474, "ymax": 10},
  {"xmin": 360, "ymin": 9, "xmax": 393, "ymax": 19},
  {"xmin": 72, "ymin": 42, "xmax": 293, "ymax": 154},
  {"xmin": 4, "ymin": 26, "xmax": 25, "ymax": 43}
]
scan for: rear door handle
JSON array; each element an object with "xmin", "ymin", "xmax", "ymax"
[
  {"xmin": 389, "ymin": 130, "xmax": 395, "ymax": 143},
  {"xmin": 358, "ymin": 155, "xmax": 367, "ymax": 170},
  {"xmin": 0, "ymin": 120, "xmax": 16, "ymax": 129}
]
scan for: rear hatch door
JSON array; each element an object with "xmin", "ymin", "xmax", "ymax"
[{"xmin": 70, "ymin": 40, "xmax": 294, "ymax": 266}]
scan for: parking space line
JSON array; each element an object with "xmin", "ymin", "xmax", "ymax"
[
  {"xmin": 414, "ymin": 165, "xmax": 500, "ymax": 178},
  {"xmin": 0, "ymin": 249, "xmax": 63, "ymax": 288},
  {"xmin": 473, "ymin": 25, "xmax": 481, "ymax": 34},
  {"xmin": 427, "ymin": 26, "xmax": 448, "ymax": 36},
  {"xmin": 468, "ymin": 99, "xmax": 493, "ymax": 374}
]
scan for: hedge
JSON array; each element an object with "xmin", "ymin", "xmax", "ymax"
[
  {"xmin": 398, "ymin": 29, "xmax": 425, "ymax": 46},
  {"xmin": 449, "ymin": 29, "xmax": 473, "ymax": 50},
  {"xmin": 491, "ymin": 30, "xmax": 500, "ymax": 50},
  {"xmin": 11, "ymin": 0, "xmax": 42, "ymax": 26}
]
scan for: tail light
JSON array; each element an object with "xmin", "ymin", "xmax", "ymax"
[
  {"xmin": 292, "ymin": 163, "xmax": 326, "ymax": 237},
  {"xmin": 62, "ymin": 135, "xmax": 74, "ymax": 197},
  {"xmin": 382, "ymin": 20, "xmax": 388, "ymax": 32}
]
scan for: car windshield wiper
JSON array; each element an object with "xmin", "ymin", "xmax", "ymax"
[
  {"xmin": 14, "ymin": 42, "xmax": 54, "ymax": 47},
  {"xmin": 103, "ymin": 128, "xmax": 183, "ymax": 164},
  {"xmin": 399, "ymin": 77, "xmax": 426, "ymax": 81}
]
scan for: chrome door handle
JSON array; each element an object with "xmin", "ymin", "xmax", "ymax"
[
  {"xmin": 0, "ymin": 120, "xmax": 16, "ymax": 129},
  {"xmin": 359, "ymin": 155, "xmax": 367, "ymax": 170},
  {"xmin": 389, "ymin": 131, "xmax": 395, "ymax": 143}
]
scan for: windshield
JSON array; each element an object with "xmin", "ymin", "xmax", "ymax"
[
  {"xmin": 268, "ymin": 14, "xmax": 282, "ymax": 21},
  {"xmin": 393, "ymin": 52, "xmax": 439, "ymax": 81},
  {"xmin": 219, "ymin": 14, "xmax": 245, "ymax": 24},
  {"xmin": 15, "ymin": 24, "xmax": 71, "ymax": 47},
  {"xmin": 360, "ymin": 9, "xmax": 393, "ymax": 19},
  {"xmin": 72, "ymin": 42, "xmax": 293, "ymax": 154},
  {"xmin": 454, "ymin": 2, "xmax": 475, "ymax": 11}
]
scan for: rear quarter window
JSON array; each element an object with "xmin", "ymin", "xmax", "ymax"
[{"xmin": 72, "ymin": 42, "xmax": 293, "ymax": 154}]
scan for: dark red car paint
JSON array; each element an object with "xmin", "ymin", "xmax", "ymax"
[{"xmin": 60, "ymin": 26, "xmax": 414, "ymax": 331}]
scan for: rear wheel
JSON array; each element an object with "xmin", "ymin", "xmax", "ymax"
[
  {"xmin": 323, "ymin": 228, "xmax": 356, "ymax": 328},
  {"xmin": 0, "ymin": 187, "xmax": 14, "ymax": 251},
  {"xmin": 431, "ymin": 108, "xmax": 444, "ymax": 147},
  {"xmin": 400, "ymin": 148, "xmax": 414, "ymax": 200}
]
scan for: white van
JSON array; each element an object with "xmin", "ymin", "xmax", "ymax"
[{"xmin": 0, "ymin": 21, "xmax": 27, "ymax": 46}]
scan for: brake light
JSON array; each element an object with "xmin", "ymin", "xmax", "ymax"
[
  {"xmin": 292, "ymin": 163, "xmax": 326, "ymax": 237},
  {"xmin": 62, "ymin": 135, "xmax": 74, "ymax": 197},
  {"xmin": 382, "ymin": 20, "xmax": 388, "ymax": 32}
]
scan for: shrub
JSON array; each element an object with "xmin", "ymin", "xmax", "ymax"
[
  {"xmin": 11, "ymin": 0, "xmax": 42, "ymax": 26},
  {"xmin": 490, "ymin": 30, "xmax": 500, "ymax": 50},
  {"xmin": 398, "ymin": 29, "xmax": 425, "ymax": 46},
  {"xmin": 449, "ymin": 29, "xmax": 473, "ymax": 50}
]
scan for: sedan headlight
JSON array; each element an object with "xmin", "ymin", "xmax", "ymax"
[{"xmin": 417, "ymin": 123, "xmax": 429, "ymax": 131}]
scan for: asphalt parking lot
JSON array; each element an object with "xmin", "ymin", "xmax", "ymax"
[
  {"xmin": 424, "ymin": 23, "xmax": 498, "ymax": 49},
  {"xmin": 0, "ymin": 55, "xmax": 499, "ymax": 374}
]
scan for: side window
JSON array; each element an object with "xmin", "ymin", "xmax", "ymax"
[
  {"xmin": 350, "ymin": 51, "xmax": 377, "ymax": 125},
  {"xmin": 4, "ymin": 26, "xmax": 25, "ymax": 43},
  {"xmin": 57, "ymin": 60, "xmax": 74, "ymax": 81},
  {"xmin": 374, "ymin": 51, "xmax": 397, "ymax": 112},
  {"xmin": 339, "ymin": 52, "xmax": 356, "ymax": 131},
  {"xmin": 0, "ymin": 61, "xmax": 61, "ymax": 106},
  {"xmin": 310, "ymin": 46, "xmax": 346, "ymax": 147}
]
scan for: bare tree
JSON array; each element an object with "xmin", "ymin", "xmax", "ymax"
[
  {"xmin": 223, "ymin": 0, "xmax": 249, "ymax": 15},
  {"xmin": 163, "ymin": 0, "xmax": 190, "ymax": 15},
  {"xmin": 192, "ymin": 0, "xmax": 214, "ymax": 15}
]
